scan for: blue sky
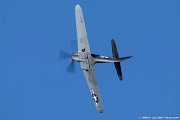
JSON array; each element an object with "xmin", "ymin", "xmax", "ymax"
[{"xmin": 0, "ymin": 0, "xmax": 180, "ymax": 120}]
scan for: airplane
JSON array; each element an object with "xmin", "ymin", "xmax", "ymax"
[{"xmin": 60, "ymin": 4, "xmax": 132, "ymax": 113}]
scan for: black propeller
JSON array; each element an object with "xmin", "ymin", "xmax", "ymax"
[
  {"xmin": 66, "ymin": 59, "xmax": 75, "ymax": 73},
  {"xmin": 59, "ymin": 40, "xmax": 77, "ymax": 73},
  {"xmin": 59, "ymin": 49, "xmax": 75, "ymax": 73},
  {"xmin": 59, "ymin": 49, "xmax": 71, "ymax": 59}
]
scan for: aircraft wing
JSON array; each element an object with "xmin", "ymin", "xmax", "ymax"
[
  {"xmin": 80, "ymin": 61, "xmax": 103, "ymax": 113},
  {"xmin": 75, "ymin": 4, "xmax": 91, "ymax": 53},
  {"xmin": 75, "ymin": 5, "xmax": 103, "ymax": 113}
]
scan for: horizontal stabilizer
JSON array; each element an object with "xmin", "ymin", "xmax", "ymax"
[
  {"xmin": 111, "ymin": 39, "xmax": 133, "ymax": 80},
  {"xmin": 111, "ymin": 39, "xmax": 123, "ymax": 80},
  {"xmin": 114, "ymin": 62, "xmax": 123, "ymax": 80}
]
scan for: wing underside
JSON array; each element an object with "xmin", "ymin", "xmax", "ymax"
[
  {"xmin": 75, "ymin": 5, "xmax": 90, "ymax": 53},
  {"xmin": 81, "ymin": 64, "xmax": 103, "ymax": 113},
  {"xmin": 75, "ymin": 4, "xmax": 103, "ymax": 113}
]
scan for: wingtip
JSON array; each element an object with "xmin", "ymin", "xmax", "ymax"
[
  {"xmin": 98, "ymin": 108, "xmax": 103, "ymax": 113},
  {"xmin": 75, "ymin": 4, "xmax": 81, "ymax": 10}
]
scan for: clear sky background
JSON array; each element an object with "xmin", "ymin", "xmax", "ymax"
[{"xmin": 0, "ymin": 0, "xmax": 180, "ymax": 120}]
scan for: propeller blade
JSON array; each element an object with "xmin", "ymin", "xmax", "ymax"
[
  {"xmin": 70, "ymin": 40, "xmax": 77, "ymax": 53},
  {"xmin": 66, "ymin": 59, "xmax": 75, "ymax": 73},
  {"xmin": 59, "ymin": 49, "xmax": 71, "ymax": 60}
]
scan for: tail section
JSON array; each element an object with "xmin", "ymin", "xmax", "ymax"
[
  {"xmin": 111, "ymin": 39, "xmax": 123, "ymax": 80},
  {"xmin": 111, "ymin": 39, "xmax": 133, "ymax": 80}
]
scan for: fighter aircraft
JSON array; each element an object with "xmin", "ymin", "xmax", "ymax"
[{"xmin": 60, "ymin": 4, "xmax": 132, "ymax": 113}]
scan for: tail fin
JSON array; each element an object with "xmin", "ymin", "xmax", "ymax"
[{"xmin": 111, "ymin": 39, "xmax": 123, "ymax": 80}]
